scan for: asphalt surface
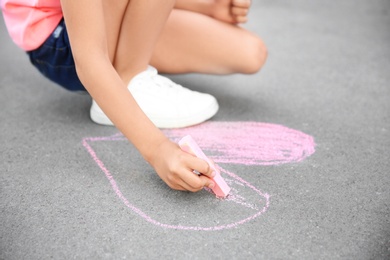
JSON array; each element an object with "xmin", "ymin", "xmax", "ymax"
[{"xmin": 1, "ymin": 1, "xmax": 389, "ymax": 259}]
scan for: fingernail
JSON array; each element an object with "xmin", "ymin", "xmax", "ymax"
[{"xmin": 209, "ymin": 183, "xmax": 215, "ymax": 189}]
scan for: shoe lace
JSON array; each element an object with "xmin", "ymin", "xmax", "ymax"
[
  {"xmin": 130, "ymin": 67, "xmax": 189, "ymax": 95},
  {"xmin": 139, "ymin": 67, "xmax": 185, "ymax": 94},
  {"xmin": 151, "ymin": 74, "xmax": 183, "ymax": 91}
]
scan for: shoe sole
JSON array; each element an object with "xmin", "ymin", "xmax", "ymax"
[
  {"xmin": 150, "ymin": 100, "xmax": 219, "ymax": 129},
  {"xmin": 90, "ymin": 100, "xmax": 219, "ymax": 129}
]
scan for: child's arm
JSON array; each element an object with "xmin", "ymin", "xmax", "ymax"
[{"xmin": 60, "ymin": 0, "xmax": 215, "ymax": 192}]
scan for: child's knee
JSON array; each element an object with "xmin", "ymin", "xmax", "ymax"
[{"xmin": 239, "ymin": 35, "xmax": 268, "ymax": 74}]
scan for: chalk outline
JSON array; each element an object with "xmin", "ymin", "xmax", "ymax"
[{"xmin": 82, "ymin": 135, "xmax": 270, "ymax": 231}]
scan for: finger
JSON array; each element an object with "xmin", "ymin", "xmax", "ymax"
[
  {"xmin": 166, "ymin": 174, "xmax": 201, "ymax": 192},
  {"xmin": 234, "ymin": 15, "xmax": 248, "ymax": 24},
  {"xmin": 199, "ymin": 175, "xmax": 215, "ymax": 190},
  {"xmin": 180, "ymin": 173, "xmax": 215, "ymax": 192},
  {"xmin": 178, "ymin": 168, "xmax": 206, "ymax": 192},
  {"xmin": 164, "ymin": 176, "xmax": 187, "ymax": 191},
  {"xmin": 183, "ymin": 154, "xmax": 215, "ymax": 178},
  {"xmin": 231, "ymin": 6, "xmax": 249, "ymax": 17},
  {"xmin": 232, "ymin": 0, "xmax": 251, "ymax": 8},
  {"xmin": 167, "ymin": 170, "xmax": 213, "ymax": 192},
  {"xmin": 199, "ymin": 160, "xmax": 216, "ymax": 179}
]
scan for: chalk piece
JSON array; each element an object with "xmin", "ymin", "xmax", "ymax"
[{"xmin": 179, "ymin": 135, "xmax": 231, "ymax": 198}]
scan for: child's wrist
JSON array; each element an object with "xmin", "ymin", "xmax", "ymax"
[{"xmin": 141, "ymin": 136, "xmax": 171, "ymax": 165}]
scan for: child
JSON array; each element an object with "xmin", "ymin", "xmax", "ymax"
[{"xmin": 1, "ymin": 0, "xmax": 267, "ymax": 192}]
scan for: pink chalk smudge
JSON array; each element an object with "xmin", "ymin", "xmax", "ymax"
[
  {"xmin": 82, "ymin": 121, "xmax": 316, "ymax": 230},
  {"xmin": 163, "ymin": 121, "xmax": 315, "ymax": 166}
]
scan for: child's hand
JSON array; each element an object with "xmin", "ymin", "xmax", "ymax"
[
  {"xmin": 148, "ymin": 139, "xmax": 216, "ymax": 192},
  {"xmin": 211, "ymin": 0, "xmax": 251, "ymax": 24}
]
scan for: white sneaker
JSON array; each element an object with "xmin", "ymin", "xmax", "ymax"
[{"xmin": 90, "ymin": 66, "xmax": 219, "ymax": 128}]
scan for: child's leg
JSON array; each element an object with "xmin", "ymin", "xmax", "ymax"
[
  {"xmin": 101, "ymin": 0, "xmax": 176, "ymax": 84},
  {"xmin": 90, "ymin": 0, "xmax": 219, "ymax": 128},
  {"xmin": 150, "ymin": 9, "xmax": 267, "ymax": 75}
]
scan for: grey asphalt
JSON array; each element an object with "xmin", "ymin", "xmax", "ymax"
[{"xmin": 1, "ymin": 1, "xmax": 389, "ymax": 259}]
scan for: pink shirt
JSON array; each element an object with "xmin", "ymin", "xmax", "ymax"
[{"xmin": 1, "ymin": 0, "xmax": 63, "ymax": 51}]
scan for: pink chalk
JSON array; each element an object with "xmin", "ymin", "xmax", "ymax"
[{"xmin": 179, "ymin": 135, "xmax": 231, "ymax": 198}]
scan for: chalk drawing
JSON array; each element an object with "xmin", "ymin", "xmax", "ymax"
[
  {"xmin": 164, "ymin": 122, "xmax": 315, "ymax": 166},
  {"xmin": 82, "ymin": 121, "xmax": 315, "ymax": 230}
]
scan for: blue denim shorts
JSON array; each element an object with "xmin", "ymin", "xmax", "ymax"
[{"xmin": 27, "ymin": 19, "xmax": 86, "ymax": 92}]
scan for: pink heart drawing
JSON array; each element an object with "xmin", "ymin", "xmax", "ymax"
[
  {"xmin": 163, "ymin": 121, "xmax": 315, "ymax": 166},
  {"xmin": 82, "ymin": 122, "xmax": 315, "ymax": 230}
]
